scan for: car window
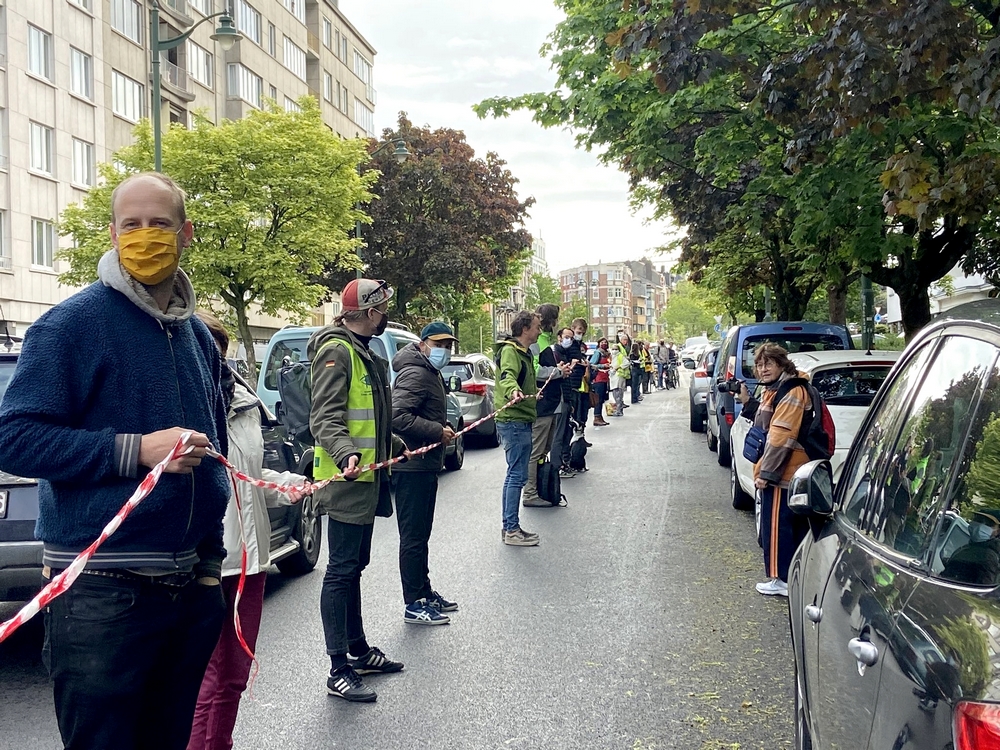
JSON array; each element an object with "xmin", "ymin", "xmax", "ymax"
[
  {"xmin": 839, "ymin": 343, "xmax": 936, "ymax": 526},
  {"xmin": 441, "ymin": 363, "xmax": 473, "ymax": 381},
  {"xmin": 930, "ymin": 345, "xmax": 1000, "ymax": 585},
  {"xmin": 370, "ymin": 338, "xmax": 388, "ymax": 361},
  {"xmin": 263, "ymin": 337, "xmax": 308, "ymax": 391},
  {"xmin": 740, "ymin": 334, "xmax": 848, "ymax": 378},
  {"xmin": 862, "ymin": 336, "xmax": 998, "ymax": 559},
  {"xmin": 811, "ymin": 366, "xmax": 892, "ymax": 406}
]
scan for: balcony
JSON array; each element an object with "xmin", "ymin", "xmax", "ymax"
[
  {"xmin": 0, "ymin": 256, "xmax": 10, "ymax": 272},
  {"xmin": 160, "ymin": 0, "xmax": 195, "ymax": 28},
  {"xmin": 307, "ymin": 31, "xmax": 321, "ymax": 60},
  {"xmin": 160, "ymin": 59, "xmax": 196, "ymax": 102}
]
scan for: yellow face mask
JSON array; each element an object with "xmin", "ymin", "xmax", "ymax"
[{"xmin": 117, "ymin": 226, "xmax": 182, "ymax": 286}]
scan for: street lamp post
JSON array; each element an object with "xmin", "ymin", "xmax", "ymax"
[
  {"xmin": 149, "ymin": 0, "xmax": 242, "ymax": 172},
  {"xmin": 355, "ymin": 137, "xmax": 411, "ymax": 278}
]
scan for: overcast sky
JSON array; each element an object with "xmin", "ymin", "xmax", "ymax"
[{"xmin": 339, "ymin": 0, "xmax": 681, "ymax": 278}]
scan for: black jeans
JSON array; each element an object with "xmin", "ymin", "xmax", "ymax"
[
  {"xmin": 630, "ymin": 370, "xmax": 642, "ymax": 403},
  {"xmin": 393, "ymin": 471, "xmax": 438, "ymax": 604},
  {"xmin": 320, "ymin": 517, "xmax": 373, "ymax": 656},
  {"xmin": 575, "ymin": 391, "xmax": 591, "ymax": 426},
  {"xmin": 43, "ymin": 572, "xmax": 226, "ymax": 750},
  {"xmin": 550, "ymin": 405, "xmax": 572, "ymax": 467}
]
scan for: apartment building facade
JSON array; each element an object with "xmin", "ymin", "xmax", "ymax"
[
  {"xmin": 559, "ymin": 260, "xmax": 670, "ymax": 339},
  {"xmin": 0, "ymin": 0, "xmax": 376, "ymax": 340}
]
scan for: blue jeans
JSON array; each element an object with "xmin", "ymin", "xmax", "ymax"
[
  {"xmin": 656, "ymin": 362, "xmax": 665, "ymax": 388},
  {"xmin": 497, "ymin": 420, "xmax": 533, "ymax": 532}
]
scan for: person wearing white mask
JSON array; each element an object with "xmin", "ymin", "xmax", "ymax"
[{"xmin": 389, "ymin": 322, "xmax": 459, "ymax": 625}]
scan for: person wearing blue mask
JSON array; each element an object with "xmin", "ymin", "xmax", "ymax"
[{"xmin": 389, "ymin": 322, "xmax": 459, "ymax": 625}]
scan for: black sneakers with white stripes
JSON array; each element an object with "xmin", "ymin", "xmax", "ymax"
[
  {"xmin": 348, "ymin": 647, "xmax": 405, "ymax": 675},
  {"xmin": 327, "ymin": 665, "xmax": 376, "ymax": 703}
]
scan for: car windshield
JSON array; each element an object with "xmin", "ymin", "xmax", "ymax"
[
  {"xmin": 0, "ymin": 360, "xmax": 15, "ymax": 403},
  {"xmin": 811, "ymin": 366, "xmax": 892, "ymax": 406},
  {"xmin": 264, "ymin": 338, "xmax": 308, "ymax": 390},
  {"xmin": 741, "ymin": 334, "xmax": 847, "ymax": 378},
  {"xmin": 441, "ymin": 363, "xmax": 474, "ymax": 381}
]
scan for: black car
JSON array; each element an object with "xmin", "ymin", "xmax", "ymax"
[{"xmin": 788, "ymin": 299, "xmax": 1000, "ymax": 750}]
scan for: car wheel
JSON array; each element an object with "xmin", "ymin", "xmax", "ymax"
[
  {"xmin": 444, "ymin": 427, "xmax": 465, "ymax": 471},
  {"xmin": 731, "ymin": 458, "xmax": 754, "ymax": 510},
  {"xmin": 276, "ymin": 491, "xmax": 322, "ymax": 576},
  {"xmin": 707, "ymin": 423, "xmax": 718, "ymax": 452},
  {"xmin": 794, "ymin": 659, "xmax": 813, "ymax": 750},
  {"xmin": 689, "ymin": 402, "xmax": 704, "ymax": 432},
  {"xmin": 717, "ymin": 429, "xmax": 732, "ymax": 467}
]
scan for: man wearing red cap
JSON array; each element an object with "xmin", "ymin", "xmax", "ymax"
[{"xmin": 308, "ymin": 278, "xmax": 406, "ymax": 703}]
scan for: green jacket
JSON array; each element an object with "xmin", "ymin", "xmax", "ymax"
[
  {"xmin": 494, "ymin": 337, "xmax": 537, "ymax": 423},
  {"xmin": 308, "ymin": 325, "xmax": 405, "ymax": 525},
  {"xmin": 534, "ymin": 330, "xmax": 556, "ymax": 371}
]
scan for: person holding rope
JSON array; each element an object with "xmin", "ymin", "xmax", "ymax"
[
  {"xmin": 309, "ymin": 278, "xmax": 408, "ymax": 703},
  {"xmin": 0, "ymin": 172, "xmax": 231, "ymax": 750}
]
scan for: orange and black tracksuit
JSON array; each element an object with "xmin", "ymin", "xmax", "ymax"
[{"xmin": 749, "ymin": 372, "xmax": 811, "ymax": 582}]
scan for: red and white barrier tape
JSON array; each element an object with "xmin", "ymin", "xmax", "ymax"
[{"xmin": 0, "ymin": 368, "xmax": 562, "ymax": 644}]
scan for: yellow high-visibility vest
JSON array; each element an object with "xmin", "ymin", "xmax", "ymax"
[{"xmin": 313, "ymin": 340, "xmax": 377, "ymax": 483}]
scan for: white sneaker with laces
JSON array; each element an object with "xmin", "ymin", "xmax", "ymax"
[{"xmin": 755, "ymin": 578, "xmax": 788, "ymax": 597}]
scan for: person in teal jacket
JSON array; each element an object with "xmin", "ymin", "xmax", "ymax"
[{"xmin": 494, "ymin": 310, "xmax": 542, "ymax": 546}]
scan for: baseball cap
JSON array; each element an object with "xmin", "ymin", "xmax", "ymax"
[
  {"xmin": 420, "ymin": 321, "xmax": 458, "ymax": 342},
  {"xmin": 341, "ymin": 278, "xmax": 394, "ymax": 311}
]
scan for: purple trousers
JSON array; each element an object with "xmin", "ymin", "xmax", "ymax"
[{"xmin": 187, "ymin": 572, "xmax": 267, "ymax": 750}]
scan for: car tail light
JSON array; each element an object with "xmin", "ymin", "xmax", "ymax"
[
  {"xmin": 462, "ymin": 383, "xmax": 488, "ymax": 396},
  {"xmin": 695, "ymin": 367, "xmax": 708, "ymax": 378},
  {"xmin": 725, "ymin": 413, "xmax": 735, "ymax": 426},
  {"xmin": 955, "ymin": 701, "xmax": 1000, "ymax": 749}
]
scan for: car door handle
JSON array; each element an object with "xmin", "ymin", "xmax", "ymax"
[
  {"xmin": 805, "ymin": 605, "xmax": 822, "ymax": 623},
  {"xmin": 848, "ymin": 638, "xmax": 879, "ymax": 667}
]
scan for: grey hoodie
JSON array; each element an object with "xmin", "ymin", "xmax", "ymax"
[{"xmin": 97, "ymin": 249, "xmax": 196, "ymax": 323}]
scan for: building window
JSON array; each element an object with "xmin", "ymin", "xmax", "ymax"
[
  {"xmin": 110, "ymin": 0, "xmax": 142, "ymax": 44},
  {"xmin": 284, "ymin": 97, "xmax": 301, "ymax": 113},
  {"xmin": 187, "ymin": 41, "xmax": 213, "ymax": 88},
  {"xmin": 112, "ymin": 70, "xmax": 143, "ymax": 122},
  {"xmin": 70, "ymin": 48, "xmax": 93, "ymax": 99},
  {"xmin": 353, "ymin": 50, "xmax": 374, "ymax": 102},
  {"xmin": 72, "ymin": 138, "xmax": 94, "ymax": 186},
  {"xmin": 69, "ymin": 0, "xmax": 93, "ymax": 10},
  {"xmin": 592, "ymin": 288, "xmax": 599, "ymax": 299},
  {"xmin": 29, "ymin": 122, "xmax": 53, "ymax": 174},
  {"xmin": 339, "ymin": 83, "xmax": 349, "ymax": 112},
  {"xmin": 354, "ymin": 99, "xmax": 374, "ymax": 136},
  {"xmin": 268, "ymin": 84, "xmax": 278, "ymax": 101},
  {"xmin": 267, "ymin": 23, "xmax": 276, "ymax": 56},
  {"xmin": 31, "ymin": 218, "xmax": 56, "ymax": 268},
  {"xmin": 233, "ymin": 0, "xmax": 261, "ymax": 45},
  {"xmin": 341, "ymin": 36, "xmax": 348, "ymax": 62},
  {"xmin": 189, "ymin": 0, "xmax": 210, "ymax": 14},
  {"xmin": 28, "ymin": 25, "xmax": 53, "ymax": 81},
  {"xmin": 281, "ymin": 0, "xmax": 306, "ymax": 23},
  {"xmin": 323, "ymin": 71, "xmax": 333, "ymax": 102},
  {"xmin": 323, "ymin": 17, "xmax": 333, "ymax": 49},
  {"xmin": 0, "ymin": 212, "xmax": 8, "ymax": 271},
  {"xmin": 227, "ymin": 63, "xmax": 262, "ymax": 108},
  {"xmin": 283, "ymin": 37, "xmax": 306, "ymax": 81}
]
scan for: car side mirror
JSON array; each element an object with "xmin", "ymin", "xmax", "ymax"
[
  {"xmin": 684, "ymin": 360, "xmax": 696, "ymax": 370},
  {"xmin": 275, "ymin": 400, "xmax": 285, "ymax": 424},
  {"xmin": 446, "ymin": 375, "xmax": 462, "ymax": 393},
  {"xmin": 788, "ymin": 460, "xmax": 835, "ymax": 517}
]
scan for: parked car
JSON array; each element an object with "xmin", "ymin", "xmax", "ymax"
[
  {"xmin": 441, "ymin": 353, "xmax": 499, "ymax": 447},
  {"xmin": 706, "ymin": 322, "xmax": 853, "ymax": 468},
  {"xmin": 680, "ymin": 335, "xmax": 711, "ymax": 366},
  {"xmin": 257, "ymin": 323, "xmax": 466, "ymax": 471},
  {"xmin": 688, "ymin": 344, "xmax": 720, "ymax": 432},
  {"xmin": 0, "ymin": 344, "xmax": 44, "ymax": 601},
  {"xmin": 787, "ymin": 299, "xmax": 1000, "ymax": 750},
  {"xmin": 729, "ymin": 349, "xmax": 901, "ymax": 513}
]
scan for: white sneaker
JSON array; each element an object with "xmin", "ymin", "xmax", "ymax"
[{"xmin": 755, "ymin": 578, "xmax": 788, "ymax": 597}]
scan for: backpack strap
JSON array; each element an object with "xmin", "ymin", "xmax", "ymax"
[{"xmin": 774, "ymin": 377, "xmax": 816, "ymax": 441}]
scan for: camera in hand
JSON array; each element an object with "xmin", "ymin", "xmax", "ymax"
[{"xmin": 717, "ymin": 378, "xmax": 743, "ymax": 394}]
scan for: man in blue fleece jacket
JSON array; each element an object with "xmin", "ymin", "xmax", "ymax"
[{"xmin": 0, "ymin": 172, "xmax": 231, "ymax": 750}]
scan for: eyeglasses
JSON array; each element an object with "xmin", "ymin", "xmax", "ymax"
[{"xmin": 362, "ymin": 279, "xmax": 391, "ymax": 304}]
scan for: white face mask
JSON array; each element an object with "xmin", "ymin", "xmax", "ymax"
[
  {"xmin": 573, "ymin": 332, "xmax": 582, "ymax": 341},
  {"xmin": 561, "ymin": 337, "xmax": 574, "ymax": 348}
]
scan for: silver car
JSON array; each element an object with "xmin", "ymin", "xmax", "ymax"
[
  {"xmin": 440, "ymin": 353, "xmax": 499, "ymax": 447},
  {"xmin": 688, "ymin": 344, "xmax": 720, "ymax": 432}
]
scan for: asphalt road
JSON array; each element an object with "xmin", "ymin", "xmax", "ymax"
[{"xmin": 0, "ymin": 380, "xmax": 793, "ymax": 749}]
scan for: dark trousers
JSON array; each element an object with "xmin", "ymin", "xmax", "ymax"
[
  {"xmin": 630, "ymin": 370, "xmax": 642, "ymax": 403},
  {"xmin": 393, "ymin": 471, "xmax": 438, "ymax": 605},
  {"xmin": 188, "ymin": 572, "xmax": 267, "ymax": 750},
  {"xmin": 43, "ymin": 572, "xmax": 226, "ymax": 750},
  {"xmin": 575, "ymin": 391, "xmax": 591, "ymax": 425},
  {"xmin": 760, "ymin": 485, "xmax": 809, "ymax": 582},
  {"xmin": 550, "ymin": 405, "xmax": 572, "ymax": 467},
  {"xmin": 320, "ymin": 517, "xmax": 373, "ymax": 656}
]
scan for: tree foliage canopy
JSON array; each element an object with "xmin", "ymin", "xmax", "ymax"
[{"xmin": 59, "ymin": 98, "xmax": 369, "ymax": 371}]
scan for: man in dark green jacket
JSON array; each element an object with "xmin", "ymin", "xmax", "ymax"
[
  {"xmin": 495, "ymin": 310, "xmax": 542, "ymax": 546},
  {"xmin": 309, "ymin": 278, "xmax": 406, "ymax": 704}
]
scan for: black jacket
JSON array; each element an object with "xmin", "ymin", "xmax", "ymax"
[
  {"xmin": 536, "ymin": 345, "xmax": 562, "ymax": 418},
  {"xmin": 391, "ymin": 343, "xmax": 448, "ymax": 472}
]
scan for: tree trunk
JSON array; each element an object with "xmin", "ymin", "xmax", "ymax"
[
  {"xmin": 827, "ymin": 280, "xmax": 848, "ymax": 326},
  {"xmin": 234, "ymin": 299, "xmax": 256, "ymax": 375}
]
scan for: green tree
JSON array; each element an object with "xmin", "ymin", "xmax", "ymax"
[
  {"xmin": 558, "ymin": 295, "xmax": 590, "ymax": 332},
  {"xmin": 524, "ymin": 272, "xmax": 561, "ymax": 309},
  {"xmin": 59, "ymin": 99, "xmax": 369, "ymax": 372},
  {"xmin": 659, "ymin": 280, "xmax": 719, "ymax": 341},
  {"xmin": 327, "ymin": 113, "xmax": 534, "ymax": 326}
]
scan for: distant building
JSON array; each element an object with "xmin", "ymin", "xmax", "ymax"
[
  {"xmin": 558, "ymin": 262, "xmax": 634, "ymax": 337},
  {"xmin": 531, "ymin": 236, "xmax": 548, "ymax": 276}
]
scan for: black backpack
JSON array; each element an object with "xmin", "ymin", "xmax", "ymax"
[
  {"xmin": 536, "ymin": 459, "xmax": 567, "ymax": 507},
  {"xmin": 278, "ymin": 359, "xmax": 314, "ymax": 443},
  {"xmin": 774, "ymin": 378, "xmax": 836, "ymax": 461}
]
